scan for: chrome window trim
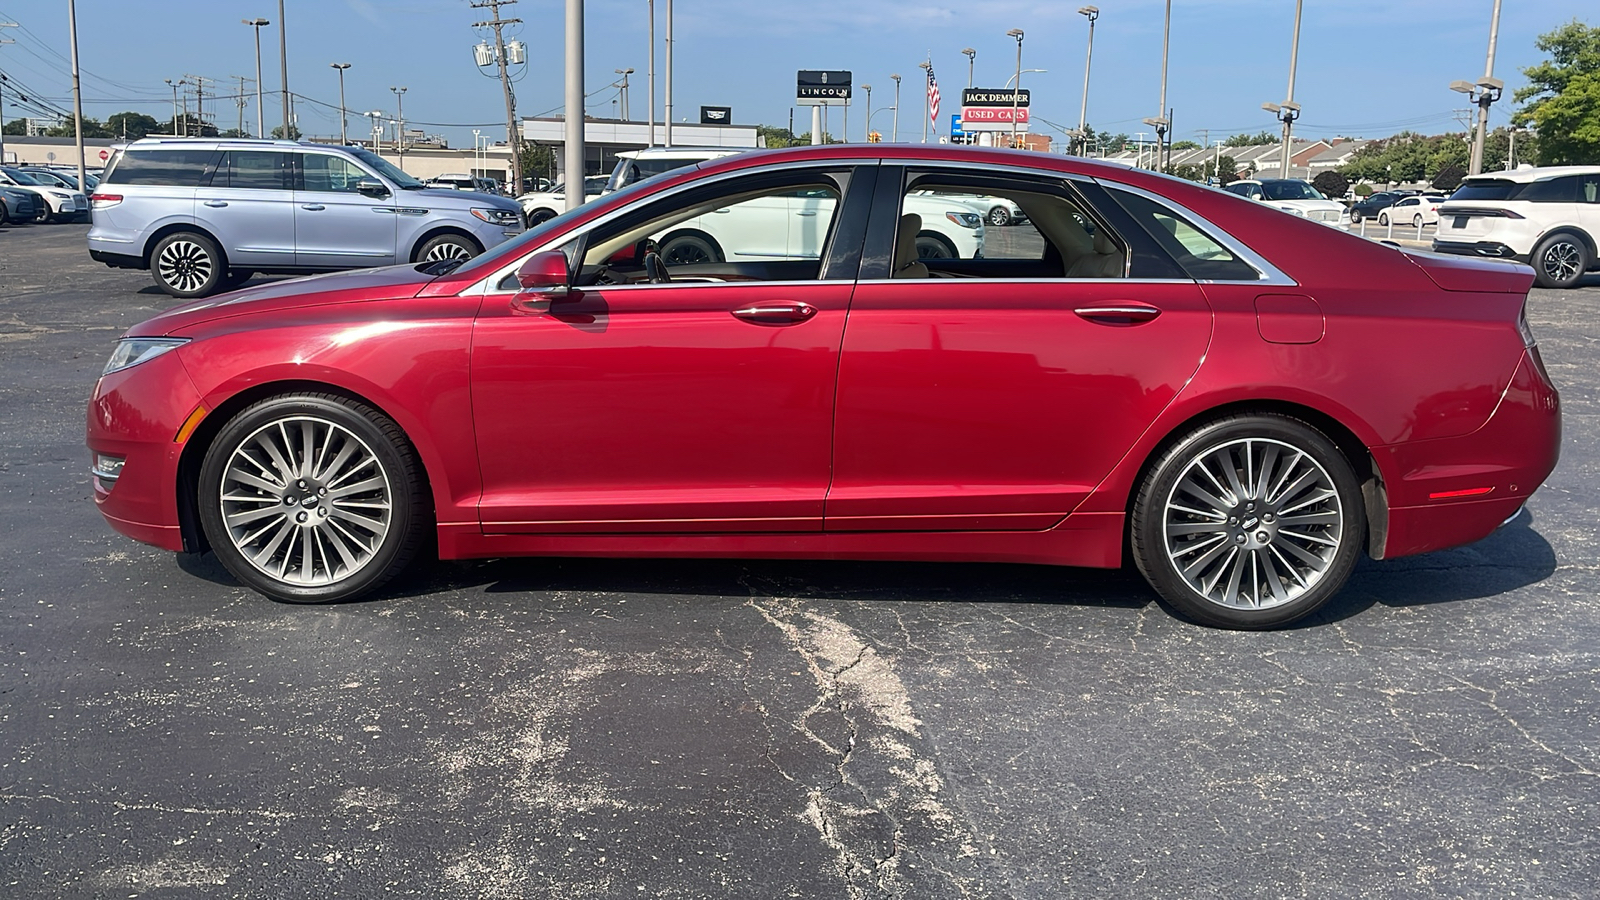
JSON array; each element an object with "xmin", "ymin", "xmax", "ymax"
[
  {"xmin": 1095, "ymin": 179, "xmax": 1297, "ymax": 286},
  {"xmin": 852, "ymin": 277, "xmax": 1196, "ymax": 286},
  {"xmin": 468, "ymin": 158, "xmax": 881, "ymax": 295}
]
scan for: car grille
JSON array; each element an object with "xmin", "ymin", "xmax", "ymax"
[{"xmin": 1310, "ymin": 209, "xmax": 1342, "ymax": 223}]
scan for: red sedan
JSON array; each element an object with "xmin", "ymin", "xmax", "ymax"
[{"xmin": 86, "ymin": 146, "xmax": 1560, "ymax": 629}]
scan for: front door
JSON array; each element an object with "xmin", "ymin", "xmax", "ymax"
[
  {"xmin": 471, "ymin": 165, "xmax": 870, "ymax": 533},
  {"xmin": 292, "ymin": 151, "xmax": 398, "ymax": 269}
]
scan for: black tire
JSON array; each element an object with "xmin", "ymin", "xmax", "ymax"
[
  {"xmin": 151, "ymin": 231, "xmax": 226, "ymax": 298},
  {"xmin": 659, "ymin": 231, "xmax": 724, "ymax": 266},
  {"xmin": 526, "ymin": 208, "xmax": 558, "ymax": 226},
  {"xmin": 1378, "ymin": 212, "xmax": 1389, "ymax": 226},
  {"xmin": 34, "ymin": 203, "xmax": 50, "ymax": 223},
  {"xmin": 1130, "ymin": 413, "xmax": 1365, "ymax": 630},
  {"xmin": 915, "ymin": 231, "xmax": 958, "ymax": 260},
  {"xmin": 197, "ymin": 393, "xmax": 430, "ymax": 604},
  {"xmin": 987, "ymin": 205, "xmax": 1012, "ymax": 227},
  {"xmin": 1412, "ymin": 214, "xmax": 1424, "ymax": 228},
  {"xmin": 1531, "ymin": 232, "xmax": 1590, "ymax": 290},
  {"xmin": 415, "ymin": 233, "xmax": 480, "ymax": 264},
  {"xmin": 1349, "ymin": 209, "xmax": 1363, "ymax": 224},
  {"xmin": 222, "ymin": 269, "xmax": 255, "ymax": 290}
]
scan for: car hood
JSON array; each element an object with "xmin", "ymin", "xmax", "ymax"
[
  {"xmin": 1267, "ymin": 198, "xmax": 1344, "ymax": 212},
  {"xmin": 127, "ymin": 264, "xmax": 441, "ymax": 337},
  {"xmin": 408, "ymin": 187, "xmax": 519, "ymax": 210}
]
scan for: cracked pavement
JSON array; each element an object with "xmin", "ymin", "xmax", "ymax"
[{"xmin": 2, "ymin": 224, "xmax": 1598, "ymax": 898}]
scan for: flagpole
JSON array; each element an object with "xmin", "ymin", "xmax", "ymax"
[{"xmin": 919, "ymin": 58, "xmax": 931, "ymax": 144}]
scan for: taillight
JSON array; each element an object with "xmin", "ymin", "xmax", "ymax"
[{"xmin": 90, "ymin": 193, "xmax": 122, "ymax": 208}]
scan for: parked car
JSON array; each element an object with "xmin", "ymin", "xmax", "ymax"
[
  {"xmin": 87, "ymin": 145, "xmax": 1560, "ymax": 630},
  {"xmin": 915, "ymin": 189, "xmax": 1027, "ymax": 227},
  {"xmin": 1348, "ymin": 190, "xmax": 1416, "ymax": 223},
  {"xmin": 23, "ymin": 166, "xmax": 99, "ymax": 192},
  {"xmin": 0, "ymin": 166, "xmax": 88, "ymax": 223},
  {"xmin": 1434, "ymin": 166, "xmax": 1600, "ymax": 289},
  {"xmin": 604, "ymin": 147, "xmax": 745, "ymax": 193},
  {"xmin": 516, "ymin": 176, "xmax": 608, "ymax": 224},
  {"xmin": 1378, "ymin": 195, "xmax": 1446, "ymax": 227},
  {"xmin": 424, "ymin": 173, "xmax": 500, "ymax": 194},
  {"xmin": 0, "ymin": 184, "xmax": 40, "ymax": 226},
  {"xmin": 1224, "ymin": 178, "xmax": 1347, "ymax": 226},
  {"xmin": 87, "ymin": 137, "xmax": 526, "ymax": 298}
]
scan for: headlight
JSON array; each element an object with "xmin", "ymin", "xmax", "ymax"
[
  {"xmin": 1278, "ymin": 206, "xmax": 1306, "ymax": 216},
  {"xmin": 102, "ymin": 338, "xmax": 188, "ymax": 376},
  {"xmin": 471, "ymin": 207, "xmax": 522, "ymax": 226},
  {"xmin": 945, "ymin": 211, "xmax": 983, "ymax": 229},
  {"xmin": 49, "ymin": 190, "xmax": 72, "ymax": 200}
]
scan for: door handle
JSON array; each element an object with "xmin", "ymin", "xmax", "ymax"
[
  {"xmin": 795, "ymin": 210, "xmax": 819, "ymax": 217},
  {"xmin": 731, "ymin": 302, "xmax": 818, "ymax": 324},
  {"xmin": 1074, "ymin": 304, "xmax": 1162, "ymax": 324},
  {"xmin": 300, "ymin": 204, "xmax": 326, "ymax": 211},
  {"xmin": 202, "ymin": 200, "xmax": 228, "ymax": 208}
]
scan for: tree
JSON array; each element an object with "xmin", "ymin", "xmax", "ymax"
[
  {"xmin": 518, "ymin": 143, "xmax": 556, "ymax": 186},
  {"xmin": 1224, "ymin": 130, "xmax": 1276, "ymax": 148},
  {"xmin": 1353, "ymin": 183, "xmax": 1374, "ymax": 197},
  {"xmin": 1170, "ymin": 139, "xmax": 1200, "ymax": 151},
  {"xmin": 1311, "ymin": 170, "xmax": 1349, "ymax": 200},
  {"xmin": 217, "ymin": 128, "xmax": 251, "ymax": 138},
  {"xmin": 1102, "ymin": 132, "xmax": 1130, "ymax": 153},
  {"xmin": 46, "ymin": 117, "xmax": 112, "ymax": 138},
  {"xmin": 1215, "ymin": 154, "xmax": 1239, "ymax": 185},
  {"xmin": 1514, "ymin": 20, "xmax": 1600, "ymax": 164},
  {"xmin": 2, "ymin": 118, "xmax": 25, "ymax": 136},
  {"xmin": 270, "ymin": 123, "xmax": 302, "ymax": 140},
  {"xmin": 1432, "ymin": 165, "xmax": 1466, "ymax": 193},
  {"xmin": 1163, "ymin": 162, "xmax": 1206, "ymax": 182},
  {"xmin": 107, "ymin": 111, "xmax": 160, "ymax": 140},
  {"xmin": 757, "ymin": 124, "xmax": 804, "ymax": 148}
]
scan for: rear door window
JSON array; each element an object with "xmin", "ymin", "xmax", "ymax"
[
  {"xmin": 1106, "ymin": 188, "xmax": 1262, "ymax": 282},
  {"xmin": 216, "ymin": 151, "xmax": 291, "ymax": 190},
  {"xmin": 1521, "ymin": 176, "xmax": 1578, "ymax": 203},
  {"xmin": 101, "ymin": 149, "xmax": 214, "ymax": 186}
]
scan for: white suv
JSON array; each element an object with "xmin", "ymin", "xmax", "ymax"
[
  {"xmin": 1433, "ymin": 166, "xmax": 1600, "ymax": 289},
  {"xmin": 1224, "ymin": 178, "xmax": 1347, "ymax": 226},
  {"xmin": 605, "ymin": 147, "xmax": 743, "ymax": 193}
]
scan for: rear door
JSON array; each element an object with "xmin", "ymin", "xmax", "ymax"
[
  {"xmin": 292, "ymin": 151, "xmax": 398, "ymax": 268},
  {"xmin": 1579, "ymin": 172, "xmax": 1600, "ymax": 240},
  {"xmin": 196, "ymin": 149, "xmax": 296, "ymax": 267}
]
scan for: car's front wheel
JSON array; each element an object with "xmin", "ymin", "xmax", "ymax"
[
  {"xmin": 151, "ymin": 231, "xmax": 226, "ymax": 298},
  {"xmin": 915, "ymin": 232, "xmax": 958, "ymax": 259},
  {"xmin": 197, "ymin": 393, "xmax": 430, "ymax": 604},
  {"xmin": 659, "ymin": 231, "xmax": 724, "ymax": 266},
  {"xmin": 1413, "ymin": 214, "xmax": 1424, "ymax": 228},
  {"xmin": 417, "ymin": 233, "xmax": 479, "ymax": 263},
  {"xmin": 1532, "ymin": 233, "xmax": 1590, "ymax": 290},
  {"xmin": 1131, "ymin": 414, "xmax": 1365, "ymax": 629},
  {"xmin": 1378, "ymin": 212, "xmax": 1389, "ymax": 226},
  {"xmin": 987, "ymin": 206, "xmax": 1011, "ymax": 227}
]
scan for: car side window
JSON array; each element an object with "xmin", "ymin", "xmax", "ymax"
[
  {"xmin": 301, "ymin": 154, "xmax": 372, "ymax": 193},
  {"xmin": 1581, "ymin": 175, "xmax": 1599, "ymax": 204},
  {"xmin": 102, "ymin": 149, "xmax": 213, "ymax": 187},
  {"xmin": 217, "ymin": 151, "xmax": 290, "ymax": 190},
  {"xmin": 1105, "ymin": 188, "xmax": 1261, "ymax": 282},
  {"xmin": 1522, "ymin": 176, "xmax": 1578, "ymax": 203}
]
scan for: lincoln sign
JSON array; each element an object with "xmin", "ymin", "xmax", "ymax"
[
  {"xmin": 961, "ymin": 87, "xmax": 1031, "ymax": 133},
  {"xmin": 797, "ymin": 70, "xmax": 852, "ymax": 106}
]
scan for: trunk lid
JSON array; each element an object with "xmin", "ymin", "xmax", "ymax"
[{"xmin": 1404, "ymin": 250, "xmax": 1535, "ymax": 294}]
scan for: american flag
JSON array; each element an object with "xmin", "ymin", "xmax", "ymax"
[{"xmin": 926, "ymin": 64, "xmax": 941, "ymax": 127}]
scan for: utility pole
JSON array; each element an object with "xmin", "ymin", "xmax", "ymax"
[
  {"xmin": 278, "ymin": 0, "xmax": 290, "ymax": 138},
  {"xmin": 165, "ymin": 78, "xmax": 180, "ymax": 135},
  {"xmin": 472, "ymin": 0, "xmax": 526, "ymax": 195},
  {"xmin": 0, "ymin": 22, "xmax": 15, "ymax": 166},
  {"xmin": 1264, "ymin": 0, "xmax": 1304, "ymax": 179},
  {"xmin": 235, "ymin": 75, "xmax": 249, "ymax": 136},
  {"xmin": 647, "ymin": 0, "xmax": 656, "ymax": 146},
  {"xmin": 332, "ymin": 64, "xmax": 350, "ymax": 143},
  {"xmin": 614, "ymin": 68, "xmax": 633, "ymax": 120},
  {"xmin": 390, "ymin": 86, "xmax": 407, "ymax": 165},
  {"xmin": 1143, "ymin": 0, "xmax": 1171, "ymax": 171},
  {"xmin": 185, "ymin": 75, "xmax": 211, "ymax": 135},
  {"xmin": 664, "ymin": 0, "xmax": 673, "ymax": 146},
  {"xmin": 1470, "ymin": 0, "xmax": 1503, "ymax": 175},
  {"xmin": 564, "ymin": 0, "xmax": 583, "ymax": 207},
  {"xmin": 1076, "ymin": 6, "xmax": 1098, "ymax": 157},
  {"xmin": 67, "ymin": 0, "xmax": 86, "ymax": 191},
  {"xmin": 244, "ymin": 19, "xmax": 268, "ymax": 137}
]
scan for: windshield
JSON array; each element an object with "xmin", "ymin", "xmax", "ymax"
[
  {"xmin": 453, "ymin": 176, "xmax": 665, "ymax": 278},
  {"xmin": 1, "ymin": 167, "xmax": 44, "ymax": 186},
  {"xmin": 345, "ymin": 147, "xmax": 425, "ymax": 189},
  {"xmin": 1449, "ymin": 179, "xmax": 1521, "ymax": 201},
  {"xmin": 32, "ymin": 170, "xmax": 79, "ymax": 189},
  {"xmin": 1260, "ymin": 181, "xmax": 1324, "ymax": 201},
  {"xmin": 607, "ymin": 155, "xmax": 709, "ymax": 191}
]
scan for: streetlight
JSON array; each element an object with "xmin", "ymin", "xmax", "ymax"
[
  {"xmin": 1006, "ymin": 29, "xmax": 1024, "ymax": 149},
  {"xmin": 1005, "ymin": 68, "xmax": 1045, "ymax": 88},
  {"xmin": 890, "ymin": 73, "xmax": 902, "ymax": 143},
  {"xmin": 164, "ymin": 78, "xmax": 182, "ymax": 136},
  {"xmin": 1269, "ymin": 0, "xmax": 1305, "ymax": 178},
  {"xmin": 389, "ymin": 86, "xmax": 407, "ymax": 166},
  {"xmin": 961, "ymin": 48, "xmax": 976, "ymax": 88},
  {"xmin": 1143, "ymin": 0, "xmax": 1171, "ymax": 169},
  {"xmin": 330, "ymin": 63, "xmax": 350, "ymax": 144},
  {"xmin": 1076, "ymin": 7, "xmax": 1099, "ymax": 156},
  {"xmin": 614, "ymin": 67, "xmax": 634, "ymax": 120},
  {"xmin": 1452, "ymin": 0, "xmax": 1503, "ymax": 175},
  {"xmin": 862, "ymin": 84, "xmax": 872, "ymax": 142},
  {"xmin": 364, "ymin": 110, "xmax": 384, "ymax": 151},
  {"xmin": 242, "ymin": 19, "xmax": 269, "ymax": 138}
]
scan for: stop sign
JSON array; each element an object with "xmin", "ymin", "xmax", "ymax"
[{"xmin": 98, "ymin": 149, "xmax": 109, "ymax": 161}]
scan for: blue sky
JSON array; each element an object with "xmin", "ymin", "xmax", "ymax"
[{"xmin": 0, "ymin": 0, "xmax": 1593, "ymax": 149}]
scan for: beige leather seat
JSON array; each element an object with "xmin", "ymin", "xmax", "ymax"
[
  {"xmin": 1066, "ymin": 228, "xmax": 1125, "ymax": 278},
  {"xmin": 893, "ymin": 213, "xmax": 930, "ymax": 279}
]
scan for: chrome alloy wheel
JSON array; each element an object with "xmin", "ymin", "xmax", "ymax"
[
  {"xmin": 218, "ymin": 416, "xmax": 393, "ymax": 587},
  {"xmin": 1541, "ymin": 240, "xmax": 1582, "ymax": 284},
  {"xmin": 1162, "ymin": 438, "xmax": 1344, "ymax": 611},
  {"xmin": 156, "ymin": 239, "xmax": 215, "ymax": 294},
  {"xmin": 423, "ymin": 240, "xmax": 473, "ymax": 262}
]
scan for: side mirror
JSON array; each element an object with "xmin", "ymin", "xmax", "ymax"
[
  {"xmin": 355, "ymin": 178, "xmax": 390, "ymax": 199},
  {"xmin": 515, "ymin": 250, "xmax": 571, "ymax": 299}
]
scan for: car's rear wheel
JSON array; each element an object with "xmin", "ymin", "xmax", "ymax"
[
  {"xmin": 987, "ymin": 206, "xmax": 1011, "ymax": 227},
  {"xmin": 0, "ymin": 200, "xmax": 9, "ymax": 226},
  {"xmin": 417, "ymin": 233, "xmax": 479, "ymax": 263},
  {"xmin": 1131, "ymin": 414, "xmax": 1365, "ymax": 629},
  {"xmin": 1378, "ymin": 212, "xmax": 1389, "ymax": 226},
  {"xmin": 915, "ymin": 232, "xmax": 958, "ymax": 260},
  {"xmin": 1412, "ymin": 214, "xmax": 1424, "ymax": 228},
  {"xmin": 659, "ymin": 231, "xmax": 724, "ymax": 266},
  {"xmin": 151, "ymin": 231, "xmax": 225, "ymax": 298},
  {"xmin": 526, "ymin": 208, "xmax": 557, "ymax": 226},
  {"xmin": 1532, "ymin": 233, "xmax": 1589, "ymax": 290},
  {"xmin": 197, "ymin": 393, "xmax": 429, "ymax": 604},
  {"xmin": 222, "ymin": 269, "xmax": 255, "ymax": 290},
  {"xmin": 34, "ymin": 203, "xmax": 51, "ymax": 223},
  {"xmin": 1349, "ymin": 209, "xmax": 1362, "ymax": 224}
]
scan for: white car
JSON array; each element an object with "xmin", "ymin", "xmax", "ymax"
[
  {"xmin": 517, "ymin": 175, "xmax": 609, "ymax": 224},
  {"xmin": 1434, "ymin": 166, "xmax": 1600, "ymax": 289},
  {"xmin": 0, "ymin": 165, "xmax": 87, "ymax": 223},
  {"xmin": 1224, "ymin": 178, "xmax": 1347, "ymax": 226},
  {"xmin": 915, "ymin": 189, "xmax": 1026, "ymax": 227},
  {"xmin": 424, "ymin": 173, "xmax": 500, "ymax": 194},
  {"xmin": 1377, "ymin": 195, "xmax": 1446, "ymax": 227},
  {"xmin": 652, "ymin": 188, "xmax": 984, "ymax": 264},
  {"xmin": 605, "ymin": 147, "xmax": 747, "ymax": 193}
]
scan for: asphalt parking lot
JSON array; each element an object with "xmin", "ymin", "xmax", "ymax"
[{"xmin": 3, "ymin": 222, "xmax": 1599, "ymax": 899}]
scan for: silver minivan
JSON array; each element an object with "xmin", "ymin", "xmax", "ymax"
[{"xmin": 88, "ymin": 138, "xmax": 525, "ymax": 298}]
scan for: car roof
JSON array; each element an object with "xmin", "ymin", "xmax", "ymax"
[
  {"xmin": 122, "ymin": 137, "xmax": 363, "ymax": 153},
  {"xmin": 1462, "ymin": 165, "xmax": 1600, "ymax": 184},
  {"xmin": 617, "ymin": 147, "xmax": 744, "ymax": 162}
]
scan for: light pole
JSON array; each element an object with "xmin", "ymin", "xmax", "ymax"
[
  {"xmin": 331, "ymin": 63, "xmax": 350, "ymax": 143},
  {"xmin": 1076, "ymin": 7, "xmax": 1098, "ymax": 156},
  {"xmin": 165, "ymin": 78, "xmax": 181, "ymax": 135},
  {"xmin": 1006, "ymin": 29, "xmax": 1024, "ymax": 148},
  {"xmin": 868, "ymin": 105, "xmax": 895, "ymax": 141},
  {"xmin": 862, "ymin": 84, "xmax": 872, "ymax": 141},
  {"xmin": 961, "ymin": 48, "xmax": 975, "ymax": 88},
  {"xmin": 472, "ymin": 128, "xmax": 481, "ymax": 176},
  {"xmin": 277, "ymin": 0, "xmax": 289, "ymax": 138},
  {"xmin": 664, "ymin": 0, "xmax": 674, "ymax": 146},
  {"xmin": 890, "ymin": 73, "xmax": 901, "ymax": 143},
  {"xmin": 918, "ymin": 60, "xmax": 931, "ymax": 144},
  {"xmin": 647, "ymin": 0, "xmax": 656, "ymax": 146},
  {"xmin": 1451, "ymin": 0, "xmax": 1503, "ymax": 176},
  {"xmin": 242, "ymin": 19, "xmax": 268, "ymax": 137},
  {"xmin": 614, "ymin": 67, "xmax": 633, "ymax": 120},
  {"xmin": 1142, "ymin": 0, "xmax": 1171, "ymax": 169},
  {"xmin": 365, "ymin": 111, "xmax": 383, "ymax": 151},
  {"xmin": 389, "ymin": 86, "xmax": 407, "ymax": 166},
  {"xmin": 1261, "ymin": 0, "xmax": 1304, "ymax": 178}
]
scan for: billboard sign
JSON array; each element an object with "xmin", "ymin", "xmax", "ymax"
[
  {"xmin": 960, "ymin": 105, "xmax": 1030, "ymax": 132},
  {"xmin": 700, "ymin": 106, "xmax": 732, "ymax": 125},
  {"xmin": 961, "ymin": 88, "xmax": 1030, "ymax": 108},
  {"xmin": 797, "ymin": 70, "xmax": 852, "ymax": 106}
]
